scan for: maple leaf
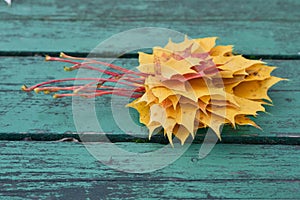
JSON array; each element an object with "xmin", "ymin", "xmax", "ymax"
[
  {"xmin": 128, "ymin": 36, "xmax": 284, "ymax": 144},
  {"xmin": 22, "ymin": 36, "xmax": 285, "ymax": 146}
]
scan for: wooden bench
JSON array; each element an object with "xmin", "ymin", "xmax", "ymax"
[{"xmin": 0, "ymin": 0, "xmax": 299, "ymax": 199}]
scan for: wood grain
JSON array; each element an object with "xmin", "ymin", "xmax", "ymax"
[
  {"xmin": 0, "ymin": 1, "xmax": 299, "ymax": 199},
  {"xmin": 1, "ymin": 0, "xmax": 299, "ymax": 21},
  {"xmin": 0, "ymin": 0, "xmax": 299, "ymax": 55},
  {"xmin": 0, "ymin": 141, "xmax": 299, "ymax": 199},
  {"xmin": 0, "ymin": 57, "xmax": 299, "ymax": 143}
]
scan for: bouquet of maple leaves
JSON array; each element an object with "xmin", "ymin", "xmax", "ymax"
[{"xmin": 23, "ymin": 37, "xmax": 284, "ymax": 145}]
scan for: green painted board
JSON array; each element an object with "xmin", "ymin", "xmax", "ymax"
[
  {"xmin": 0, "ymin": 57, "xmax": 299, "ymax": 143},
  {"xmin": 1, "ymin": 1, "xmax": 299, "ymax": 199},
  {"xmin": 0, "ymin": 141, "xmax": 299, "ymax": 199},
  {"xmin": 0, "ymin": 0, "xmax": 299, "ymax": 55},
  {"xmin": 0, "ymin": 58, "xmax": 297, "ymax": 90},
  {"xmin": 0, "ymin": 20, "xmax": 299, "ymax": 55},
  {"xmin": 1, "ymin": 0, "xmax": 299, "ymax": 21}
]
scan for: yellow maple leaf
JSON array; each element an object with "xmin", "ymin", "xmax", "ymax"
[
  {"xmin": 129, "ymin": 36, "xmax": 284, "ymax": 144},
  {"xmin": 22, "ymin": 36, "xmax": 284, "ymax": 146}
]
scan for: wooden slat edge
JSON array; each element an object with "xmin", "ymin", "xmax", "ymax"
[{"xmin": 0, "ymin": 132, "xmax": 299, "ymax": 145}]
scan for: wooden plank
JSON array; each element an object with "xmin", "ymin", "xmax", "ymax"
[
  {"xmin": 1, "ymin": 90, "xmax": 299, "ymax": 143},
  {"xmin": 0, "ymin": 141, "xmax": 299, "ymax": 199},
  {"xmin": 0, "ymin": 58, "xmax": 297, "ymax": 90},
  {"xmin": 1, "ymin": 0, "xmax": 299, "ymax": 21},
  {"xmin": 0, "ymin": 57, "xmax": 299, "ymax": 142},
  {"xmin": 0, "ymin": 20, "xmax": 299, "ymax": 55},
  {"xmin": 0, "ymin": 0, "xmax": 299, "ymax": 55}
]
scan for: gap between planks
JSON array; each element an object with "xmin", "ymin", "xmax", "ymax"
[
  {"xmin": 0, "ymin": 133, "xmax": 299, "ymax": 145},
  {"xmin": 0, "ymin": 51, "xmax": 300, "ymax": 60}
]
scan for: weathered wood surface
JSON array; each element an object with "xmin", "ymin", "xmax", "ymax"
[
  {"xmin": 0, "ymin": 141, "xmax": 299, "ymax": 199},
  {"xmin": 1, "ymin": 0, "xmax": 299, "ymax": 21},
  {"xmin": 0, "ymin": 0, "xmax": 299, "ymax": 199},
  {"xmin": 0, "ymin": 57, "xmax": 299, "ymax": 143},
  {"xmin": 0, "ymin": 0, "xmax": 299, "ymax": 55}
]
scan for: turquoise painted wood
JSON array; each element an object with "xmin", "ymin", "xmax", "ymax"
[
  {"xmin": 0, "ymin": 0, "xmax": 299, "ymax": 55},
  {"xmin": 1, "ymin": 0, "xmax": 299, "ymax": 21},
  {"xmin": 0, "ymin": 57, "xmax": 299, "ymax": 144},
  {"xmin": 0, "ymin": 0, "xmax": 299, "ymax": 199},
  {"xmin": 0, "ymin": 141, "xmax": 299, "ymax": 199},
  {"xmin": 0, "ymin": 20, "xmax": 299, "ymax": 56}
]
